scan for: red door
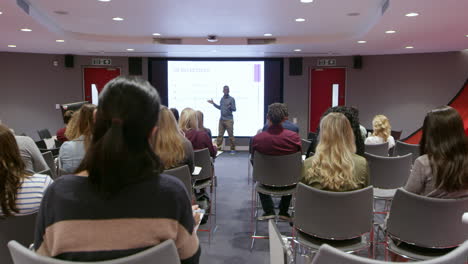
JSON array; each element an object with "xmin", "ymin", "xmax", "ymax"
[
  {"xmin": 83, "ymin": 67, "xmax": 121, "ymax": 102},
  {"xmin": 309, "ymin": 68, "xmax": 346, "ymax": 132}
]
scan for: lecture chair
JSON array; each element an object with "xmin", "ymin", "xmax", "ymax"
[
  {"xmin": 192, "ymin": 148, "xmax": 217, "ymax": 243},
  {"xmin": 384, "ymin": 189, "xmax": 468, "ymax": 261},
  {"xmin": 393, "ymin": 140, "xmax": 420, "ymax": 163},
  {"xmin": 311, "ymin": 241, "xmax": 468, "ymax": 264},
  {"xmin": 41, "ymin": 151, "xmax": 56, "ymax": 179},
  {"xmin": 37, "ymin": 129, "xmax": 52, "ymax": 140},
  {"xmin": 163, "ymin": 165, "xmax": 193, "ymax": 200},
  {"xmin": 294, "ymin": 183, "xmax": 374, "ymax": 259},
  {"xmin": 7, "ymin": 239, "xmax": 180, "ymax": 264},
  {"xmin": 365, "ymin": 142, "xmax": 389, "ymax": 157},
  {"xmin": 269, "ymin": 220, "xmax": 293, "ymax": 264},
  {"xmin": 0, "ymin": 213, "xmax": 37, "ymax": 264},
  {"xmin": 251, "ymin": 151, "xmax": 302, "ymax": 250}
]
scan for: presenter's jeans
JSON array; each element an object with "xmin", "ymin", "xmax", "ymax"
[
  {"xmin": 258, "ymin": 193, "xmax": 292, "ymax": 215},
  {"xmin": 216, "ymin": 119, "xmax": 235, "ymax": 150}
]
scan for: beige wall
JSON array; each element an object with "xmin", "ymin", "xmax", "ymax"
[{"xmin": 284, "ymin": 51, "xmax": 468, "ymax": 138}]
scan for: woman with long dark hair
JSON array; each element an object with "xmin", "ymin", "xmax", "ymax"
[
  {"xmin": 0, "ymin": 124, "xmax": 53, "ymax": 217},
  {"xmin": 34, "ymin": 76, "xmax": 201, "ymax": 263},
  {"xmin": 405, "ymin": 106, "xmax": 468, "ymax": 197}
]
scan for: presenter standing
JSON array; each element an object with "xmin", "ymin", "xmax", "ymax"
[{"xmin": 208, "ymin": 85, "xmax": 236, "ymax": 154}]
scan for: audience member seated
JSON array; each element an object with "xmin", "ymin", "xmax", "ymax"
[
  {"xmin": 14, "ymin": 132, "xmax": 49, "ymax": 174},
  {"xmin": 302, "ymin": 113, "xmax": 369, "ymax": 191},
  {"xmin": 56, "ymin": 110, "xmax": 74, "ymax": 143},
  {"xmin": 153, "ymin": 106, "xmax": 195, "ymax": 172},
  {"xmin": 251, "ymin": 103, "xmax": 301, "ymax": 221},
  {"xmin": 308, "ymin": 106, "xmax": 365, "ymax": 157},
  {"xmin": 170, "ymin": 107, "xmax": 180, "ymax": 122},
  {"xmin": 404, "ymin": 106, "xmax": 468, "ymax": 198},
  {"xmin": 33, "ymin": 76, "xmax": 201, "ymax": 263},
  {"xmin": 262, "ymin": 103, "xmax": 299, "ymax": 133},
  {"xmin": 180, "ymin": 107, "xmax": 216, "ymax": 159},
  {"xmin": 0, "ymin": 125, "xmax": 53, "ymax": 217},
  {"xmin": 196, "ymin": 110, "xmax": 212, "ymax": 139},
  {"xmin": 365, "ymin": 114, "xmax": 395, "ymax": 149},
  {"xmin": 58, "ymin": 104, "xmax": 96, "ymax": 174}
]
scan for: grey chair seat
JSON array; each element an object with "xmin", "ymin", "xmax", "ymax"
[
  {"xmin": 386, "ymin": 237, "xmax": 455, "ymax": 261},
  {"xmin": 296, "ymin": 230, "xmax": 369, "ymax": 252},
  {"xmin": 255, "ymin": 183, "xmax": 297, "ymax": 196},
  {"xmin": 193, "ymin": 179, "xmax": 212, "ymax": 189},
  {"xmin": 373, "ymin": 188, "xmax": 397, "ymax": 199}
]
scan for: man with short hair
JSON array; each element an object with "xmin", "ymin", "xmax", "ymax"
[
  {"xmin": 208, "ymin": 85, "xmax": 236, "ymax": 154},
  {"xmin": 251, "ymin": 103, "xmax": 301, "ymax": 221},
  {"xmin": 262, "ymin": 103, "xmax": 299, "ymax": 133}
]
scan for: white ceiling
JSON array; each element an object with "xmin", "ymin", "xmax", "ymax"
[{"xmin": 0, "ymin": 0, "xmax": 467, "ymax": 57}]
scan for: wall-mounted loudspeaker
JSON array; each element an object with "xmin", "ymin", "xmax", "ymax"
[
  {"xmin": 289, "ymin": 57, "xmax": 303, "ymax": 76},
  {"xmin": 353, "ymin": 55, "xmax": 362, "ymax": 69},
  {"xmin": 64, "ymin": 55, "xmax": 74, "ymax": 68},
  {"xmin": 128, "ymin": 57, "xmax": 143, "ymax": 75}
]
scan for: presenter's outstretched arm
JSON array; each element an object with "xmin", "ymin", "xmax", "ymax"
[{"xmin": 207, "ymin": 98, "xmax": 221, "ymax": 110}]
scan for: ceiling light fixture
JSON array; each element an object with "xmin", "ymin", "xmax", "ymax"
[
  {"xmin": 405, "ymin": 12, "xmax": 419, "ymax": 17},
  {"xmin": 465, "ymin": 35, "xmax": 468, "ymax": 37},
  {"xmin": 357, "ymin": 40, "xmax": 367, "ymax": 43},
  {"xmin": 152, "ymin": 33, "xmax": 161, "ymax": 36},
  {"xmin": 112, "ymin": 17, "xmax": 124, "ymax": 21},
  {"xmin": 20, "ymin": 28, "xmax": 32, "ymax": 32},
  {"xmin": 56, "ymin": 40, "xmax": 65, "ymax": 43},
  {"xmin": 300, "ymin": 0, "xmax": 313, "ymax": 3},
  {"xmin": 385, "ymin": 30, "xmax": 396, "ymax": 34},
  {"xmin": 405, "ymin": 46, "xmax": 414, "ymax": 49},
  {"xmin": 0, "ymin": 11, "xmax": 3, "ymax": 15},
  {"xmin": 126, "ymin": 48, "xmax": 135, "ymax": 51},
  {"xmin": 98, "ymin": 0, "xmax": 111, "ymax": 2},
  {"xmin": 294, "ymin": 49, "xmax": 302, "ymax": 52},
  {"xmin": 295, "ymin": 18, "xmax": 306, "ymax": 22},
  {"xmin": 8, "ymin": 45, "xmax": 16, "ymax": 48},
  {"xmin": 264, "ymin": 33, "xmax": 272, "ymax": 37}
]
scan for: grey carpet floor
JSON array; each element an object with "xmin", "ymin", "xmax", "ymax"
[{"xmin": 197, "ymin": 151, "xmax": 388, "ymax": 264}]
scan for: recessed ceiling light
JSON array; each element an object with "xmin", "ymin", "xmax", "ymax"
[
  {"xmin": 294, "ymin": 49, "xmax": 302, "ymax": 52},
  {"xmin": 98, "ymin": 0, "xmax": 111, "ymax": 2},
  {"xmin": 8, "ymin": 45, "xmax": 16, "ymax": 48},
  {"xmin": 357, "ymin": 40, "xmax": 367, "ymax": 44},
  {"xmin": 112, "ymin": 17, "xmax": 124, "ymax": 21},
  {"xmin": 56, "ymin": 40, "xmax": 65, "ymax": 43},
  {"xmin": 0, "ymin": 11, "xmax": 3, "ymax": 15},
  {"xmin": 264, "ymin": 33, "xmax": 272, "ymax": 37},
  {"xmin": 152, "ymin": 33, "xmax": 161, "ymax": 36},
  {"xmin": 300, "ymin": 0, "xmax": 313, "ymax": 3},
  {"xmin": 405, "ymin": 46, "xmax": 414, "ymax": 49},
  {"xmin": 465, "ymin": 35, "xmax": 468, "ymax": 37},
  {"xmin": 405, "ymin": 12, "xmax": 419, "ymax": 17},
  {"xmin": 295, "ymin": 18, "xmax": 306, "ymax": 22},
  {"xmin": 385, "ymin": 30, "xmax": 396, "ymax": 34},
  {"xmin": 20, "ymin": 28, "xmax": 32, "ymax": 32},
  {"xmin": 126, "ymin": 48, "xmax": 135, "ymax": 51}
]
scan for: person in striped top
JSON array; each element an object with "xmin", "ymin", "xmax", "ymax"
[
  {"xmin": 34, "ymin": 76, "xmax": 201, "ymax": 263},
  {"xmin": 0, "ymin": 124, "xmax": 53, "ymax": 217}
]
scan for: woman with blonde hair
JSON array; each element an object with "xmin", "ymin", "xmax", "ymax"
[
  {"xmin": 59, "ymin": 103, "xmax": 96, "ymax": 173},
  {"xmin": 180, "ymin": 108, "xmax": 216, "ymax": 158},
  {"xmin": 0, "ymin": 124, "xmax": 53, "ymax": 217},
  {"xmin": 196, "ymin": 110, "xmax": 212, "ymax": 139},
  {"xmin": 302, "ymin": 112, "xmax": 369, "ymax": 191},
  {"xmin": 365, "ymin": 114, "xmax": 395, "ymax": 149},
  {"xmin": 153, "ymin": 106, "xmax": 194, "ymax": 172}
]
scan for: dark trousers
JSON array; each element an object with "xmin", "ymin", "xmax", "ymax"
[{"xmin": 258, "ymin": 193, "xmax": 292, "ymax": 215}]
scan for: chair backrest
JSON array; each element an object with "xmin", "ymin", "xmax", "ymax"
[
  {"xmin": 269, "ymin": 220, "xmax": 287, "ymax": 264},
  {"xmin": 387, "ymin": 189, "xmax": 468, "ymax": 248},
  {"xmin": 37, "ymin": 129, "xmax": 52, "ymax": 140},
  {"xmin": 311, "ymin": 241, "xmax": 468, "ymax": 264},
  {"xmin": 391, "ymin": 130, "xmax": 402, "ymax": 141},
  {"xmin": 294, "ymin": 183, "xmax": 373, "ymax": 240},
  {"xmin": 37, "ymin": 169, "xmax": 52, "ymax": 177},
  {"xmin": 193, "ymin": 148, "xmax": 212, "ymax": 181},
  {"xmin": 54, "ymin": 139, "xmax": 63, "ymax": 148},
  {"xmin": 365, "ymin": 152, "xmax": 412, "ymax": 189},
  {"xmin": 253, "ymin": 151, "xmax": 302, "ymax": 187},
  {"xmin": 364, "ymin": 142, "xmax": 389, "ymax": 156},
  {"xmin": 393, "ymin": 140, "xmax": 420, "ymax": 163},
  {"xmin": 163, "ymin": 165, "xmax": 193, "ymax": 198},
  {"xmin": 7, "ymin": 239, "xmax": 180, "ymax": 264},
  {"xmin": 0, "ymin": 214, "xmax": 37, "ymax": 264},
  {"xmin": 301, "ymin": 139, "xmax": 311, "ymax": 155},
  {"xmin": 41, "ymin": 152, "xmax": 56, "ymax": 179},
  {"xmin": 35, "ymin": 140, "xmax": 47, "ymax": 150}
]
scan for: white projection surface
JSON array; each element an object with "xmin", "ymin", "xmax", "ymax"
[{"xmin": 168, "ymin": 61, "xmax": 264, "ymax": 137}]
